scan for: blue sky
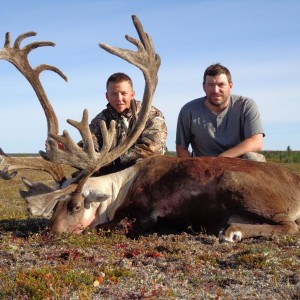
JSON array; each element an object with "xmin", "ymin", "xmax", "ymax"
[{"xmin": 0, "ymin": 0, "xmax": 299, "ymax": 153}]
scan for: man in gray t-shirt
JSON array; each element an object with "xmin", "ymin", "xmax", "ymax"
[{"xmin": 176, "ymin": 63, "xmax": 265, "ymax": 161}]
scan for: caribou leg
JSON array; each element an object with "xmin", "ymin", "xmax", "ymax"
[{"xmin": 220, "ymin": 215, "xmax": 299, "ymax": 242}]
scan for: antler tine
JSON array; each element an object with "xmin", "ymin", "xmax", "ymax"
[
  {"xmin": 13, "ymin": 31, "xmax": 37, "ymax": 48},
  {"xmin": 0, "ymin": 165, "xmax": 17, "ymax": 180},
  {"xmin": 36, "ymin": 64, "xmax": 68, "ymax": 81},
  {"xmin": 3, "ymin": 32, "xmax": 10, "ymax": 48}
]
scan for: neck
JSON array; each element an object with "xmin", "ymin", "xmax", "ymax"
[{"xmin": 91, "ymin": 164, "xmax": 140, "ymax": 222}]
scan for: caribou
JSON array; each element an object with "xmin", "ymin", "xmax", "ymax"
[{"xmin": 1, "ymin": 16, "xmax": 300, "ymax": 242}]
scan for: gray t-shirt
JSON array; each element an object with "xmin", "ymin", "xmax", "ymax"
[{"xmin": 176, "ymin": 94, "xmax": 264, "ymax": 157}]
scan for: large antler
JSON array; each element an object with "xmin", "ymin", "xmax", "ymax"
[
  {"xmin": 41, "ymin": 15, "xmax": 160, "ymax": 178},
  {"xmin": 0, "ymin": 32, "xmax": 67, "ymax": 182},
  {"xmin": 24, "ymin": 15, "xmax": 161, "ymax": 218}
]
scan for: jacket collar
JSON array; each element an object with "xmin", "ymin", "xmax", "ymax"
[{"xmin": 106, "ymin": 100, "xmax": 136, "ymax": 119}]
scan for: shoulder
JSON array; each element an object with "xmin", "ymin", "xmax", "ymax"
[
  {"xmin": 231, "ymin": 94, "xmax": 256, "ymax": 105},
  {"xmin": 230, "ymin": 94, "xmax": 261, "ymax": 119},
  {"xmin": 181, "ymin": 97, "xmax": 204, "ymax": 111},
  {"xmin": 151, "ymin": 105, "xmax": 165, "ymax": 118},
  {"xmin": 135, "ymin": 100, "xmax": 165, "ymax": 119},
  {"xmin": 90, "ymin": 109, "xmax": 107, "ymax": 124}
]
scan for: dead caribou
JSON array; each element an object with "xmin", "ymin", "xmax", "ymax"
[{"xmin": 0, "ymin": 16, "xmax": 300, "ymax": 242}]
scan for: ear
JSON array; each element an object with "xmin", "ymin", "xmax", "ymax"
[
  {"xmin": 229, "ymin": 82, "xmax": 233, "ymax": 89},
  {"xmin": 105, "ymin": 92, "xmax": 109, "ymax": 101},
  {"xmin": 131, "ymin": 90, "xmax": 135, "ymax": 99}
]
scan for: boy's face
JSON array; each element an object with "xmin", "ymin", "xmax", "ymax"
[{"xmin": 106, "ymin": 80, "xmax": 135, "ymax": 113}]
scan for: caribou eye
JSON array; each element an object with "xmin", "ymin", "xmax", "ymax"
[
  {"xmin": 73, "ymin": 205, "xmax": 81, "ymax": 212},
  {"xmin": 67, "ymin": 200, "xmax": 82, "ymax": 214}
]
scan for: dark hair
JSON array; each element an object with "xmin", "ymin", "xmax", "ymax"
[
  {"xmin": 106, "ymin": 72, "xmax": 133, "ymax": 90},
  {"xmin": 203, "ymin": 63, "xmax": 232, "ymax": 84}
]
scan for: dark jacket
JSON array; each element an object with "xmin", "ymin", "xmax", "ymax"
[{"xmin": 87, "ymin": 99, "xmax": 167, "ymax": 175}]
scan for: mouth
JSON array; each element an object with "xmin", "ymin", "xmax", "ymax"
[
  {"xmin": 114, "ymin": 104, "xmax": 125, "ymax": 112},
  {"xmin": 116, "ymin": 103, "xmax": 125, "ymax": 108},
  {"xmin": 211, "ymin": 95, "xmax": 222, "ymax": 101},
  {"xmin": 67, "ymin": 224, "xmax": 85, "ymax": 234}
]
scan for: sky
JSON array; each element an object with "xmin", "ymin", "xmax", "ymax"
[{"xmin": 0, "ymin": 0, "xmax": 299, "ymax": 153}]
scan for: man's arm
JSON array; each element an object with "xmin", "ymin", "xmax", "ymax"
[
  {"xmin": 176, "ymin": 144, "xmax": 191, "ymax": 158},
  {"xmin": 219, "ymin": 133, "xmax": 264, "ymax": 158}
]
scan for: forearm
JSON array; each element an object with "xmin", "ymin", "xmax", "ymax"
[
  {"xmin": 176, "ymin": 144, "xmax": 191, "ymax": 158},
  {"xmin": 219, "ymin": 134, "xmax": 264, "ymax": 158}
]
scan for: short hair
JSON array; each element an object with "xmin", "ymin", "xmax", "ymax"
[
  {"xmin": 106, "ymin": 72, "xmax": 133, "ymax": 90},
  {"xmin": 203, "ymin": 63, "xmax": 232, "ymax": 84}
]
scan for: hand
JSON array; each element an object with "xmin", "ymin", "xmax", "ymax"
[{"xmin": 135, "ymin": 144, "xmax": 154, "ymax": 158}]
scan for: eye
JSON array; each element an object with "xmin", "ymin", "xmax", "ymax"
[
  {"xmin": 67, "ymin": 193, "xmax": 84, "ymax": 214},
  {"xmin": 67, "ymin": 200, "xmax": 82, "ymax": 214}
]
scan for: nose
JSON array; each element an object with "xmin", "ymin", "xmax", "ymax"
[
  {"xmin": 116, "ymin": 92, "xmax": 123, "ymax": 100},
  {"xmin": 212, "ymin": 85, "xmax": 220, "ymax": 93}
]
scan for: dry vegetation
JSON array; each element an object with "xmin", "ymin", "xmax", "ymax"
[{"xmin": 0, "ymin": 161, "xmax": 300, "ymax": 299}]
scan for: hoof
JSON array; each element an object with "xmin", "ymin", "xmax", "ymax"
[{"xmin": 219, "ymin": 230, "xmax": 242, "ymax": 243}]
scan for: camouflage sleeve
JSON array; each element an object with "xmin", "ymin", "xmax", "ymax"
[{"xmin": 119, "ymin": 107, "xmax": 167, "ymax": 165}]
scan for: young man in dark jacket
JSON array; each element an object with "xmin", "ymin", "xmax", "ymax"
[{"xmin": 87, "ymin": 72, "xmax": 167, "ymax": 175}]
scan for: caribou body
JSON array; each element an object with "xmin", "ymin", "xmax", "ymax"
[{"xmin": 32, "ymin": 155, "xmax": 299, "ymax": 242}]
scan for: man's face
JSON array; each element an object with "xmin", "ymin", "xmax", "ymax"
[
  {"xmin": 203, "ymin": 74, "xmax": 233, "ymax": 109},
  {"xmin": 106, "ymin": 80, "xmax": 135, "ymax": 113}
]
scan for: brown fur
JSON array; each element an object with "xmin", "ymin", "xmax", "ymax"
[{"xmin": 111, "ymin": 155, "xmax": 300, "ymax": 241}]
